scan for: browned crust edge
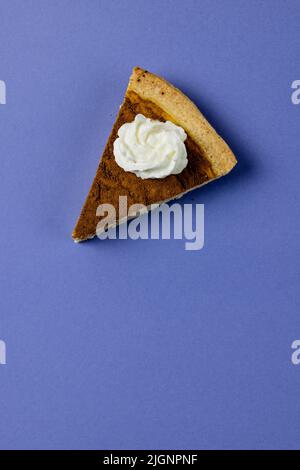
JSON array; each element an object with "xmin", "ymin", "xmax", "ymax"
[{"xmin": 128, "ymin": 67, "xmax": 237, "ymax": 177}]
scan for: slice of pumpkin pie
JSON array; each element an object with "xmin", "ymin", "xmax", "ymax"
[{"xmin": 72, "ymin": 67, "xmax": 237, "ymax": 242}]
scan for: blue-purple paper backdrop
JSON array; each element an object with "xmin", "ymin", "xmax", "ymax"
[{"xmin": 0, "ymin": 0, "xmax": 300, "ymax": 449}]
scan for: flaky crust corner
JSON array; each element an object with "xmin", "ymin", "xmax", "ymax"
[{"xmin": 128, "ymin": 67, "xmax": 237, "ymax": 177}]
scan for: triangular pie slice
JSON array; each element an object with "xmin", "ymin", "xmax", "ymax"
[{"xmin": 72, "ymin": 67, "xmax": 237, "ymax": 242}]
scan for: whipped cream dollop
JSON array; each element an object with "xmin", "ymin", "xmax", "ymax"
[{"xmin": 113, "ymin": 114, "xmax": 188, "ymax": 179}]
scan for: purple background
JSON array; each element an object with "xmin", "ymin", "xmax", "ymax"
[{"xmin": 0, "ymin": 0, "xmax": 300, "ymax": 450}]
